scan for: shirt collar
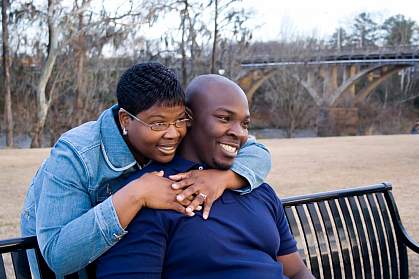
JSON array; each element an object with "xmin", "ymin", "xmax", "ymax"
[
  {"xmin": 151, "ymin": 155, "xmax": 207, "ymax": 174},
  {"xmin": 100, "ymin": 104, "xmax": 137, "ymax": 171}
]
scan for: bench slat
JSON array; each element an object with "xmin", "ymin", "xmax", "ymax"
[
  {"xmin": 0, "ymin": 254, "xmax": 7, "ymax": 279},
  {"xmin": 318, "ymin": 201, "xmax": 342, "ymax": 278},
  {"xmin": 307, "ymin": 203, "xmax": 332, "ymax": 278},
  {"xmin": 338, "ymin": 197, "xmax": 363, "ymax": 277},
  {"xmin": 383, "ymin": 191, "xmax": 409, "ymax": 278},
  {"xmin": 376, "ymin": 193, "xmax": 399, "ymax": 279},
  {"xmin": 348, "ymin": 196, "xmax": 372, "ymax": 278},
  {"xmin": 328, "ymin": 199, "xmax": 353, "ymax": 278},
  {"xmin": 295, "ymin": 205, "xmax": 321, "ymax": 277},
  {"xmin": 367, "ymin": 193, "xmax": 390, "ymax": 279},
  {"xmin": 11, "ymin": 249, "xmax": 32, "ymax": 279},
  {"xmin": 284, "ymin": 207, "xmax": 307, "ymax": 267},
  {"xmin": 358, "ymin": 195, "xmax": 381, "ymax": 278}
]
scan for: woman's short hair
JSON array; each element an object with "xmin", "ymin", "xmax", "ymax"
[{"xmin": 117, "ymin": 62, "xmax": 185, "ymax": 115}]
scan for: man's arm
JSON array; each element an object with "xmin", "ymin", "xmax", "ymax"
[{"xmin": 277, "ymin": 253, "xmax": 314, "ymax": 279}]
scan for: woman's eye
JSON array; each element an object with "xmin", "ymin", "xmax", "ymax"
[
  {"xmin": 242, "ymin": 121, "xmax": 250, "ymax": 129},
  {"xmin": 153, "ymin": 122, "xmax": 167, "ymax": 127}
]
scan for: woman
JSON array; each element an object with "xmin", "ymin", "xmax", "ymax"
[{"xmin": 21, "ymin": 63, "xmax": 271, "ymax": 276}]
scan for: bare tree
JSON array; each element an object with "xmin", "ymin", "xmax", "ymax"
[
  {"xmin": 264, "ymin": 69, "xmax": 315, "ymax": 138},
  {"xmin": 30, "ymin": 0, "xmax": 61, "ymax": 147},
  {"xmin": 208, "ymin": 0, "xmax": 247, "ymax": 74},
  {"xmin": 2, "ymin": 0, "xmax": 14, "ymax": 146}
]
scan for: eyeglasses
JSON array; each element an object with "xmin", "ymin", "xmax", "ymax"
[{"xmin": 120, "ymin": 108, "xmax": 191, "ymax": 131}]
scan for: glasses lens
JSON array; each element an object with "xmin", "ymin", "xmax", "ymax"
[
  {"xmin": 175, "ymin": 119, "xmax": 190, "ymax": 128},
  {"xmin": 151, "ymin": 123, "xmax": 169, "ymax": 131}
]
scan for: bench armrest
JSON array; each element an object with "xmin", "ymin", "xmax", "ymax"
[{"xmin": 397, "ymin": 222, "xmax": 419, "ymax": 253}]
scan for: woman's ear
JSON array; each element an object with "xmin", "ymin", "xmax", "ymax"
[
  {"xmin": 185, "ymin": 107, "xmax": 193, "ymax": 120},
  {"xmin": 185, "ymin": 107, "xmax": 193, "ymax": 127},
  {"xmin": 118, "ymin": 109, "xmax": 130, "ymax": 129}
]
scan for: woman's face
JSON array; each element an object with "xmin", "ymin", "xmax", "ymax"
[{"xmin": 120, "ymin": 104, "xmax": 188, "ymax": 165}]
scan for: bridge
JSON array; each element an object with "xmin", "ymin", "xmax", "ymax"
[{"xmin": 237, "ymin": 46, "xmax": 419, "ymax": 136}]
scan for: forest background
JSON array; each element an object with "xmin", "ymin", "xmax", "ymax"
[{"xmin": 1, "ymin": 0, "xmax": 419, "ymax": 148}]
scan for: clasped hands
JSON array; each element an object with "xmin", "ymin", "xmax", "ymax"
[{"xmin": 137, "ymin": 169, "xmax": 228, "ymax": 220}]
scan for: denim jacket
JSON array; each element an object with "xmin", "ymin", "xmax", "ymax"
[{"xmin": 20, "ymin": 105, "xmax": 272, "ymax": 276}]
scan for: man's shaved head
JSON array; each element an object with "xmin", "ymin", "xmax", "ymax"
[{"xmin": 185, "ymin": 74, "xmax": 247, "ymax": 113}]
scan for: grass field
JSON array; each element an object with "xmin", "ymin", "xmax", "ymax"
[{"xmin": 0, "ymin": 135, "xmax": 418, "ymax": 276}]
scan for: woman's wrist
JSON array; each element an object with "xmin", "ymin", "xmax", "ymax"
[
  {"xmin": 112, "ymin": 182, "xmax": 145, "ymax": 228},
  {"xmin": 223, "ymin": 170, "xmax": 246, "ymax": 190}
]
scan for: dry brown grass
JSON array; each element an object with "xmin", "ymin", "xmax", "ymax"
[{"xmin": 0, "ymin": 135, "xmax": 418, "ymax": 276}]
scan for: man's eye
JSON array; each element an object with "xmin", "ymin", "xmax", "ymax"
[
  {"xmin": 217, "ymin": 116, "xmax": 230, "ymax": 122},
  {"xmin": 242, "ymin": 121, "xmax": 250, "ymax": 129}
]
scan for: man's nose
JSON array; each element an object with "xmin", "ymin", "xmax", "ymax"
[{"xmin": 228, "ymin": 122, "xmax": 246, "ymax": 137}]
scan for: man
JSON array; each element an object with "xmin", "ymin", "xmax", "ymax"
[{"xmin": 95, "ymin": 74, "xmax": 313, "ymax": 279}]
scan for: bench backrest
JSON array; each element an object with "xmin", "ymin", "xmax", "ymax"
[
  {"xmin": 282, "ymin": 182, "xmax": 414, "ymax": 279},
  {"xmin": 0, "ymin": 236, "xmax": 94, "ymax": 278},
  {"xmin": 2, "ymin": 182, "xmax": 416, "ymax": 279}
]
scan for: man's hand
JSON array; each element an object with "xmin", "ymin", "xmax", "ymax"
[
  {"xmin": 170, "ymin": 169, "xmax": 241, "ymax": 219},
  {"xmin": 277, "ymin": 252, "xmax": 314, "ymax": 279}
]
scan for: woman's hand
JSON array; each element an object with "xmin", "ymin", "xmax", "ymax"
[
  {"xmin": 113, "ymin": 171, "xmax": 188, "ymax": 228},
  {"xmin": 134, "ymin": 171, "xmax": 188, "ymax": 212},
  {"xmin": 170, "ymin": 169, "xmax": 244, "ymax": 219}
]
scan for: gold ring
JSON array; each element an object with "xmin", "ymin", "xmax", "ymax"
[{"xmin": 198, "ymin": 193, "xmax": 208, "ymax": 200}]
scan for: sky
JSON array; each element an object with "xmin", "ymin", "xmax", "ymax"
[
  {"xmin": 103, "ymin": 0, "xmax": 419, "ymax": 44},
  {"xmin": 244, "ymin": 0, "xmax": 419, "ymax": 41}
]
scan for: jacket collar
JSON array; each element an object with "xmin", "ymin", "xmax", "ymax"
[{"xmin": 99, "ymin": 105, "xmax": 137, "ymax": 171}]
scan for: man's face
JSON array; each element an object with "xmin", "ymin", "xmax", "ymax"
[
  {"xmin": 122, "ymin": 104, "xmax": 188, "ymax": 164},
  {"xmin": 189, "ymin": 84, "xmax": 250, "ymax": 169}
]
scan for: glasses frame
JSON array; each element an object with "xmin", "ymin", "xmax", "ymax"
[{"xmin": 120, "ymin": 108, "xmax": 191, "ymax": 131}]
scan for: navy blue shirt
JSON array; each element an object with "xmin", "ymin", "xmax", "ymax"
[{"xmin": 96, "ymin": 156, "xmax": 297, "ymax": 279}]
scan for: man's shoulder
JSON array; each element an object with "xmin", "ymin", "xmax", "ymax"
[{"xmin": 253, "ymin": 183, "xmax": 280, "ymax": 199}]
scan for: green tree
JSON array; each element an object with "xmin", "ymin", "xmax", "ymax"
[
  {"xmin": 351, "ymin": 12, "xmax": 379, "ymax": 48},
  {"xmin": 381, "ymin": 14, "xmax": 417, "ymax": 46}
]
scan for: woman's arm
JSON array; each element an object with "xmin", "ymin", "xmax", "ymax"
[
  {"xmin": 36, "ymin": 141, "xmax": 185, "ymax": 275},
  {"xmin": 170, "ymin": 136, "xmax": 271, "ymax": 219}
]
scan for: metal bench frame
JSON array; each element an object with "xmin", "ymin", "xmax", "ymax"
[
  {"xmin": 1, "ymin": 182, "xmax": 418, "ymax": 278},
  {"xmin": 283, "ymin": 182, "xmax": 419, "ymax": 278}
]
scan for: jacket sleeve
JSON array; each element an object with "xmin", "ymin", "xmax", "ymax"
[
  {"xmin": 36, "ymin": 140, "xmax": 127, "ymax": 275},
  {"xmin": 230, "ymin": 136, "xmax": 272, "ymax": 194}
]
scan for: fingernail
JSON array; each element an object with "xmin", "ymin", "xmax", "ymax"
[
  {"xmin": 176, "ymin": 195, "xmax": 184, "ymax": 201},
  {"xmin": 203, "ymin": 213, "xmax": 208, "ymax": 220},
  {"xmin": 188, "ymin": 212, "xmax": 195, "ymax": 217},
  {"xmin": 196, "ymin": 206, "xmax": 202, "ymax": 211},
  {"xmin": 186, "ymin": 207, "xmax": 192, "ymax": 213},
  {"xmin": 172, "ymin": 183, "xmax": 179, "ymax": 189}
]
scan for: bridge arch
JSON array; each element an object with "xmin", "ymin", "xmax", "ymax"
[{"xmin": 236, "ymin": 63, "xmax": 414, "ymax": 107}]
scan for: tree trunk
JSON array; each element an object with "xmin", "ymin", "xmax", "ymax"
[
  {"xmin": 2, "ymin": 0, "xmax": 13, "ymax": 147},
  {"xmin": 210, "ymin": 0, "xmax": 218, "ymax": 74},
  {"xmin": 73, "ymin": 2, "xmax": 88, "ymax": 125},
  {"xmin": 180, "ymin": 0, "xmax": 188, "ymax": 87},
  {"xmin": 31, "ymin": 0, "xmax": 58, "ymax": 148}
]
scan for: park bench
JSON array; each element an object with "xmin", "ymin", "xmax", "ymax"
[
  {"xmin": 282, "ymin": 182, "xmax": 419, "ymax": 278},
  {"xmin": 1, "ymin": 182, "xmax": 418, "ymax": 278}
]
